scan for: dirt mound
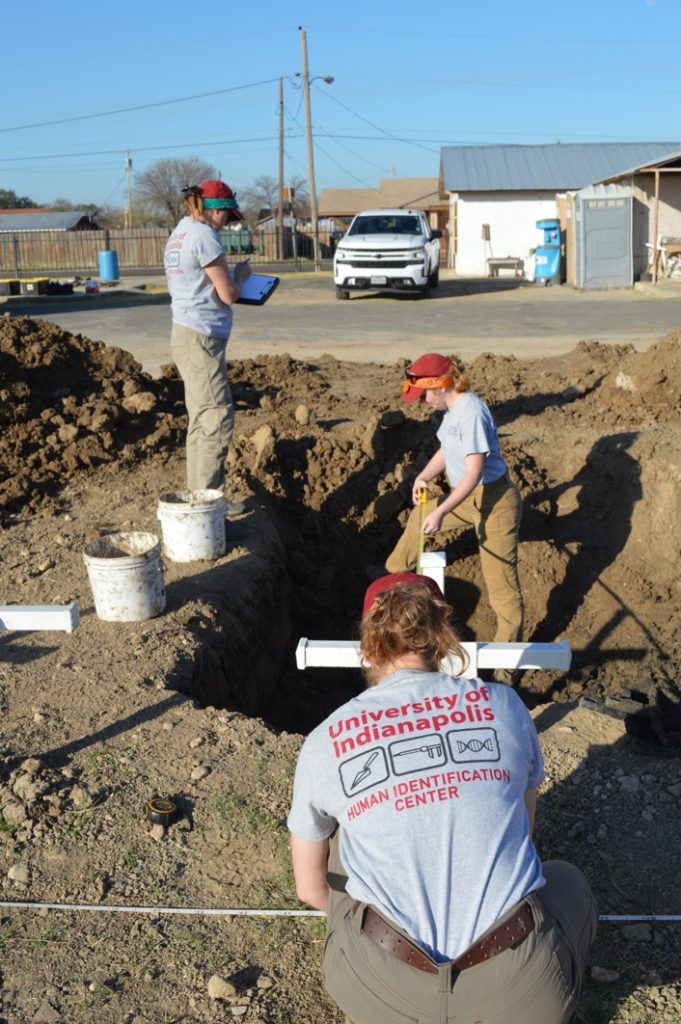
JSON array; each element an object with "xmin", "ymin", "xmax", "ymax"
[
  {"xmin": 0, "ymin": 314, "xmax": 186, "ymax": 519},
  {"xmin": 597, "ymin": 329, "xmax": 681, "ymax": 417}
]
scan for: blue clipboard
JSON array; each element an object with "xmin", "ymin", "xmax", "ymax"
[{"xmin": 236, "ymin": 272, "xmax": 279, "ymax": 305}]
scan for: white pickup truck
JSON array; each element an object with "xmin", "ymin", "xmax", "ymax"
[{"xmin": 333, "ymin": 208, "xmax": 442, "ymax": 299}]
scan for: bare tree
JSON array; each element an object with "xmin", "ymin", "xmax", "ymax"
[
  {"xmin": 134, "ymin": 157, "xmax": 216, "ymax": 228},
  {"xmin": 239, "ymin": 174, "xmax": 310, "ymax": 224}
]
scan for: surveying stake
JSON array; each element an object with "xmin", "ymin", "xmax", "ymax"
[{"xmin": 415, "ymin": 486, "xmax": 428, "ymax": 576}]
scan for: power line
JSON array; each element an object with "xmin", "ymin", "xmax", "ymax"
[
  {"xmin": 305, "ymin": 25, "xmax": 681, "ymax": 48},
  {"xmin": 286, "ymin": 106, "xmax": 381, "ymax": 192},
  {"xmin": 340, "ymin": 75, "xmax": 681, "ymax": 99},
  {"xmin": 0, "ymin": 78, "xmax": 282, "ymax": 135},
  {"xmin": 0, "ymin": 136, "xmax": 304, "ymax": 165},
  {"xmin": 312, "ymin": 83, "xmax": 439, "ymax": 154}
]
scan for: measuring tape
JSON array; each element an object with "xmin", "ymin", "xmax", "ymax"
[
  {"xmin": 415, "ymin": 486, "xmax": 428, "ymax": 575},
  {"xmin": 145, "ymin": 797, "xmax": 179, "ymax": 827}
]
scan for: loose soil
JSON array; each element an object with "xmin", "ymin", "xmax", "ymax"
[{"xmin": 1, "ymin": 311, "xmax": 681, "ymax": 1023}]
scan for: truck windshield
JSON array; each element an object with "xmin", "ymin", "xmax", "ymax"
[{"xmin": 348, "ymin": 216, "xmax": 420, "ymax": 236}]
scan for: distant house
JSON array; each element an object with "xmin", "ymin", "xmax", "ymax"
[
  {"xmin": 0, "ymin": 210, "xmax": 99, "ymax": 232},
  {"xmin": 439, "ymin": 143, "xmax": 681, "ymax": 277},
  {"xmin": 319, "ymin": 177, "xmax": 448, "ymax": 255}
]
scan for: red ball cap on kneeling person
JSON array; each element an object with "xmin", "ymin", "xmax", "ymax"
[
  {"xmin": 401, "ymin": 352, "xmax": 453, "ymax": 403},
  {"xmin": 362, "ymin": 572, "xmax": 446, "ymax": 618},
  {"xmin": 198, "ymin": 179, "xmax": 244, "ymax": 221}
]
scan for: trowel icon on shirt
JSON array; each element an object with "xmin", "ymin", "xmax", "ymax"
[{"xmin": 339, "ymin": 748, "xmax": 390, "ymax": 797}]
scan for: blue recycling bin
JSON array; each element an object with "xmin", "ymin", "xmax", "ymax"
[
  {"xmin": 98, "ymin": 249, "xmax": 120, "ymax": 283},
  {"xmin": 534, "ymin": 219, "xmax": 561, "ymax": 286}
]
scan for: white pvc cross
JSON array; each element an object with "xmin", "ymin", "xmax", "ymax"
[
  {"xmin": 296, "ymin": 551, "xmax": 570, "ymax": 677},
  {"xmin": 296, "ymin": 638, "xmax": 571, "ymax": 679}
]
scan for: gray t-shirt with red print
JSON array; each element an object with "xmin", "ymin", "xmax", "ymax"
[
  {"xmin": 288, "ymin": 670, "xmax": 545, "ymax": 962},
  {"xmin": 164, "ymin": 216, "xmax": 233, "ymax": 339},
  {"xmin": 436, "ymin": 391, "xmax": 507, "ymax": 486}
]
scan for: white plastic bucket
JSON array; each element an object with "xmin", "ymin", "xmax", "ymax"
[
  {"xmin": 156, "ymin": 489, "xmax": 226, "ymax": 562},
  {"xmin": 83, "ymin": 532, "xmax": 166, "ymax": 622}
]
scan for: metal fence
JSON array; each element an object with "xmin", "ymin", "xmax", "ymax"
[{"xmin": 0, "ymin": 223, "xmax": 338, "ymax": 276}]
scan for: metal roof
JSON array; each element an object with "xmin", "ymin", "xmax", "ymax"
[
  {"xmin": 0, "ymin": 211, "xmax": 95, "ymax": 231},
  {"xmin": 576, "ymin": 183, "xmax": 633, "ymax": 198},
  {"xmin": 440, "ymin": 143, "xmax": 681, "ymax": 192}
]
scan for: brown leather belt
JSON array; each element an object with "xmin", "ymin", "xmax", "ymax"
[{"xmin": 358, "ymin": 899, "xmax": 535, "ymax": 976}]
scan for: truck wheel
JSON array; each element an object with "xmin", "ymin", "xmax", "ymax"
[
  {"xmin": 429, "ymin": 267, "xmax": 439, "ymax": 289},
  {"xmin": 336, "ymin": 286, "xmax": 349, "ymax": 299}
]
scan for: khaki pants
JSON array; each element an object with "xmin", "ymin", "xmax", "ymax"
[
  {"xmin": 324, "ymin": 843, "xmax": 597, "ymax": 1024},
  {"xmin": 385, "ymin": 477, "xmax": 523, "ymax": 643},
  {"xmin": 170, "ymin": 323, "xmax": 235, "ymax": 491}
]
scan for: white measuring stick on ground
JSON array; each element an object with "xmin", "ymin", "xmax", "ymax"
[
  {"xmin": 0, "ymin": 900, "xmax": 675, "ymax": 923},
  {"xmin": 296, "ymin": 639, "xmax": 572, "ymax": 679},
  {"xmin": 0, "ymin": 602, "xmax": 80, "ymax": 633}
]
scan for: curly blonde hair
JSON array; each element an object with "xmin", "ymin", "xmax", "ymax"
[
  {"xmin": 360, "ymin": 582, "xmax": 468, "ymax": 684},
  {"xmin": 448, "ymin": 355, "xmax": 470, "ymax": 393}
]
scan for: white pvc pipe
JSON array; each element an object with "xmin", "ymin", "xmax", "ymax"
[
  {"xmin": 0, "ymin": 602, "xmax": 80, "ymax": 633},
  {"xmin": 296, "ymin": 639, "xmax": 571, "ymax": 679},
  {"xmin": 419, "ymin": 551, "xmax": 446, "ymax": 594}
]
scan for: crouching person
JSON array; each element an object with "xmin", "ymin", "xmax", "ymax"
[{"xmin": 287, "ymin": 573, "xmax": 597, "ymax": 1024}]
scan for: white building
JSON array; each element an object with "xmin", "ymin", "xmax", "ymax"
[{"xmin": 439, "ymin": 143, "xmax": 681, "ymax": 278}]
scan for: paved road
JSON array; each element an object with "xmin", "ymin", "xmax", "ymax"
[{"xmin": 6, "ymin": 273, "xmax": 681, "ymax": 376}]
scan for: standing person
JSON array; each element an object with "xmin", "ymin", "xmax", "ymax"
[
  {"xmin": 164, "ymin": 179, "xmax": 251, "ymax": 512},
  {"xmin": 385, "ymin": 352, "xmax": 523, "ymax": 646},
  {"xmin": 288, "ymin": 573, "xmax": 597, "ymax": 1024}
]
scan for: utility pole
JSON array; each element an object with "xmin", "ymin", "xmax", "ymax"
[
  {"xmin": 299, "ymin": 26, "xmax": 321, "ymax": 271},
  {"xmin": 125, "ymin": 152, "xmax": 133, "ymax": 229},
  {"xmin": 277, "ymin": 77, "xmax": 284, "ymax": 263}
]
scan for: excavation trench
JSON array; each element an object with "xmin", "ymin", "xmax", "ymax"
[{"xmin": 2, "ymin": 317, "xmax": 680, "ymax": 737}]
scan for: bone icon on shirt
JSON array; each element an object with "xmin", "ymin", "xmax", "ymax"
[{"xmin": 389, "ymin": 734, "xmax": 447, "ymax": 775}]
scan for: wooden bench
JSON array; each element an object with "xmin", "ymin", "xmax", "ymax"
[{"xmin": 487, "ymin": 257, "xmax": 525, "ymax": 278}]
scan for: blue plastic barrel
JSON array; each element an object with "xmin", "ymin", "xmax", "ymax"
[{"xmin": 98, "ymin": 249, "xmax": 120, "ymax": 282}]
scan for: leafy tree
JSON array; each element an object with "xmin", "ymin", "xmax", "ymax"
[
  {"xmin": 0, "ymin": 188, "xmax": 36, "ymax": 209},
  {"xmin": 239, "ymin": 174, "xmax": 310, "ymax": 224},
  {"xmin": 134, "ymin": 157, "xmax": 216, "ymax": 228}
]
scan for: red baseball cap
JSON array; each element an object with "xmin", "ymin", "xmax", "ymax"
[
  {"xmin": 199, "ymin": 179, "xmax": 244, "ymax": 221},
  {"xmin": 401, "ymin": 352, "xmax": 454, "ymax": 403},
  {"xmin": 362, "ymin": 572, "xmax": 446, "ymax": 618}
]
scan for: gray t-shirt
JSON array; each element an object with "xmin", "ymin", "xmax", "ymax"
[
  {"xmin": 436, "ymin": 392, "xmax": 507, "ymax": 486},
  {"xmin": 288, "ymin": 670, "xmax": 545, "ymax": 962},
  {"xmin": 164, "ymin": 216, "xmax": 233, "ymax": 339}
]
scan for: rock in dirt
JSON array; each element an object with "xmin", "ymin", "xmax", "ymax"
[
  {"xmin": 621, "ymin": 923, "xmax": 653, "ymax": 942},
  {"xmin": 591, "ymin": 965, "xmax": 620, "ymax": 983},
  {"xmin": 251, "ymin": 423, "xmax": 275, "ymax": 470},
  {"xmin": 3, "ymin": 800, "xmax": 28, "ymax": 826},
  {"xmin": 207, "ymin": 974, "xmax": 237, "ymax": 1000},
  {"xmin": 8, "ymin": 861, "xmax": 30, "ymax": 884},
  {"xmin": 32, "ymin": 998, "xmax": 62, "ymax": 1023}
]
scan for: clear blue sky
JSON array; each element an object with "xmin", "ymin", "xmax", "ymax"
[{"xmin": 1, "ymin": 0, "xmax": 679, "ymax": 209}]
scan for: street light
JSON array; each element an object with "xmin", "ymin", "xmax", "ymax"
[{"xmin": 298, "ymin": 26, "xmax": 334, "ymax": 270}]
